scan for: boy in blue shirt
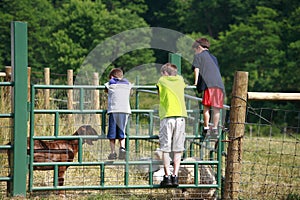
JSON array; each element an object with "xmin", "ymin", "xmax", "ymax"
[{"xmin": 105, "ymin": 68, "xmax": 132, "ymax": 160}]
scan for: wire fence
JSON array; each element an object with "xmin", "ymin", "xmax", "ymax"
[
  {"xmin": 1, "ymin": 69, "xmax": 300, "ymax": 199},
  {"xmin": 238, "ymin": 105, "xmax": 300, "ymax": 199}
]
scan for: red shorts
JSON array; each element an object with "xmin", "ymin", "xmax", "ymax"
[{"xmin": 202, "ymin": 87, "xmax": 224, "ymax": 108}]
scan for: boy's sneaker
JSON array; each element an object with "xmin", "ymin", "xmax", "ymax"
[
  {"xmin": 171, "ymin": 175, "xmax": 179, "ymax": 187},
  {"xmin": 119, "ymin": 147, "xmax": 126, "ymax": 160},
  {"xmin": 202, "ymin": 127, "xmax": 209, "ymax": 137},
  {"xmin": 108, "ymin": 152, "xmax": 117, "ymax": 160},
  {"xmin": 160, "ymin": 175, "xmax": 172, "ymax": 187}
]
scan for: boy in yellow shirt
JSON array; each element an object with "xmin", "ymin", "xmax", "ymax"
[{"xmin": 156, "ymin": 63, "xmax": 187, "ymax": 187}]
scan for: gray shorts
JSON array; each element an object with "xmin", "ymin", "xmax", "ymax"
[{"xmin": 159, "ymin": 117, "xmax": 186, "ymax": 152}]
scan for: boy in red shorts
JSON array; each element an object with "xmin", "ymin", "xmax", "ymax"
[{"xmin": 192, "ymin": 38, "xmax": 225, "ymax": 138}]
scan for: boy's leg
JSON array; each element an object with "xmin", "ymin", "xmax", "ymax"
[
  {"xmin": 212, "ymin": 107, "xmax": 220, "ymax": 129},
  {"xmin": 159, "ymin": 118, "xmax": 174, "ymax": 187},
  {"xmin": 171, "ymin": 152, "xmax": 181, "ymax": 187},
  {"xmin": 160, "ymin": 151, "xmax": 172, "ymax": 187},
  {"xmin": 170, "ymin": 117, "xmax": 185, "ymax": 187},
  {"xmin": 203, "ymin": 105, "xmax": 210, "ymax": 136},
  {"xmin": 108, "ymin": 114, "xmax": 118, "ymax": 159},
  {"xmin": 203, "ymin": 105, "xmax": 210, "ymax": 128},
  {"xmin": 163, "ymin": 152, "xmax": 171, "ymax": 176},
  {"xmin": 118, "ymin": 138, "xmax": 126, "ymax": 159},
  {"xmin": 108, "ymin": 139, "xmax": 117, "ymax": 159},
  {"xmin": 119, "ymin": 138, "xmax": 125, "ymax": 149},
  {"xmin": 210, "ymin": 107, "xmax": 221, "ymax": 139},
  {"xmin": 172, "ymin": 152, "xmax": 181, "ymax": 177},
  {"xmin": 109, "ymin": 139, "xmax": 116, "ymax": 153},
  {"xmin": 114, "ymin": 113, "xmax": 128, "ymax": 159}
]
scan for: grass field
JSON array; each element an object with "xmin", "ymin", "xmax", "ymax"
[
  {"xmin": 1, "ymin": 85, "xmax": 300, "ymax": 199},
  {"xmin": 238, "ymin": 126, "xmax": 300, "ymax": 200}
]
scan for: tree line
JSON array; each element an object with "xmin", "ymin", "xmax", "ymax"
[{"xmin": 0, "ymin": 0, "xmax": 299, "ymax": 109}]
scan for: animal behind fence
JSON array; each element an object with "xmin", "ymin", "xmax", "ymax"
[{"xmin": 4, "ymin": 125, "xmax": 99, "ymax": 195}]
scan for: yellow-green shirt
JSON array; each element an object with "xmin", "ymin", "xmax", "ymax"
[{"xmin": 156, "ymin": 75, "xmax": 187, "ymax": 119}]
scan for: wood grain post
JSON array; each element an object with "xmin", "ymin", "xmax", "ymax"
[
  {"xmin": 93, "ymin": 72, "xmax": 100, "ymax": 125},
  {"xmin": 248, "ymin": 92, "xmax": 300, "ymax": 101},
  {"xmin": 67, "ymin": 69, "xmax": 73, "ymax": 122},
  {"xmin": 224, "ymin": 71, "xmax": 248, "ymax": 199},
  {"xmin": 5, "ymin": 66, "xmax": 12, "ymax": 98},
  {"xmin": 5, "ymin": 66, "xmax": 11, "ymax": 82},
  {"xmin": 44, "ymin": 68, "xmax": 50, "ymax": 109}
]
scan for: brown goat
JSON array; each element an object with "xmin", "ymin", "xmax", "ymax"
[{"xmin": 5, "ymin": 125, "xmax": 99, "ymax": 194}]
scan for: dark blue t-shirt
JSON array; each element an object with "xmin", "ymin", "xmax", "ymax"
[{"xmin": 192, "ymin": 50, "xmax": 224, "ymax": 93}]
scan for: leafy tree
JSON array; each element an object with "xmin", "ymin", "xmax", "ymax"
[
  {"xmin": 0, "ymin": 0, "xmax": 299, "ymax": 100},
  {"xmin": 51, "ymin": 0, "xmax": 155, "ymax": 82},
  {"xmin": 102, "ymin": 0, "xmax": 148, "ymax": 15},
  {"xmin": 281, "ymin": 7, "xmax": 300, "ymax": 92},
  {"xmin": 143, "ymin": 0, "xmax": 191, "ymax": 32},
  {"xmin": 0, "ymin": 0, "xmax": 58, "ymax": 76},
  {"xmin": 214, "ymin": 6, "xmax": 287, "ymax": 96}
]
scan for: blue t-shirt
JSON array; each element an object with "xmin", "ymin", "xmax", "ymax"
[
  {"xmin": 109, "ymin": 78, "xmax": 130, "ymax": 85},
  {"xmin": 192, "ymin": 50, "xmax": 224, "ymax": 93}
]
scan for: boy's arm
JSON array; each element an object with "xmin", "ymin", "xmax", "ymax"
[
  {"xmin": 194, "ymin": 68, "xmax": 199, "ymax": 85},
  {"xmin": 130, "ymin": 84, "xmax": 134, "ymax": 96},
  {"xmin": 104, "ymin": 82, "xmax": 109, "ymax": 93},
  {"xmin": 156, "ymin": 85, "xmax": 160, "ymax": 96}
]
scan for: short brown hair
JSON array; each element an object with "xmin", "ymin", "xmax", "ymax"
[
  {"xmin": 161, "ymin": 63, "xmax": 177, "ymax": 76},
  {"xmin": 109, "ymin": 68, "xmax": 123, "ymax": 79},
  {"xmin": 192, "ymin": 38, "xmax": 210, "ymax": 49}
]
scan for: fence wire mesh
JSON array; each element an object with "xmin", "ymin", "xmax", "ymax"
[
  {"xmin": 22, "ymin": 110, "xmax": 220, "ymax": 199},
  {"xmin": 238, "ymin": 105, "xmax": 300, "ymax": 199},
  {"xmin": 3, "ymin": 80, "xmax": 299, "ymax": 199}
]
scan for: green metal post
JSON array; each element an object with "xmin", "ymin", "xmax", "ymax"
[
  {"xmin": 29, "ymin": 86, "xmax": 35, "ymax": 192},
  {"xmin": 54, "ymin": 165, "xmax": 58, "ymax": 187},
  {"xmin": 149, "ymin": 112, "xmax": 153, "ymax": 136},
  {"xmin": 100, "ymin": 164, "xmax": 105, "ymax": 186},
  {"xmin": 54, "ymin": 112, "xmax": 59, "ymax": 137},
  {"xmin": 11, "ymin": 21, "xmax": 28, "ymax": 196},
  {"xmin": 101, "ymin": 111, "xmax": 106, "ymax": 136},
  {"xmin": 168, "ymin": 53, "xmax": 181, "ymax": 75},
  {"xmin": 80, "ymin": 88, "xmax": 84, "ymax": 110},
  {"xmin": 194, "ymin": 163, "xmax": 199, "ymax": 185},
  {"xmin": 194, "ymin": 110, "xmax": 200, "ymax": 137},
  {"xmin": 125, "ymin": 122, "xmax": 130, "ymax": 186},
  {"xmin": 135, "ymin": 76, "xmax": 140, "ymax": 153}
]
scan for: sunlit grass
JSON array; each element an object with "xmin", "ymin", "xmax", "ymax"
[
  {"xmin": 239, "ymin": 133, "xmax": 300, "ymax": 199},
  {"xmin": 1, "ymin": 86, "xmax": 300, "ymax": 199}
]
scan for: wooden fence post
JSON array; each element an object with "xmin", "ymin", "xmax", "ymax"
[
  {"xmin": 5, "ymin": 66, "xmax": 11, "ymax": 82},
  {"xmin": 224, "ymin": 71, "xmax": 248, "ymax": 199},
  {"xmin": 93, "ymin": 72, "xmax": 100, "ymax": 125},
  {"xmin": 44, "ymin": 68, "xmax": 50, "ymax": 109},
  {"xmin": 5, "ymin": 66, "xmax": 12, "ymax": 97}
]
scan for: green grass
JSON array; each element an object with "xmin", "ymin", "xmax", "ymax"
[
  {"xmin": 239, "ymin": 132, "xmax": 300, "ymax": 199},
  {"xmin": 1, "ymin": 86, "xmax": 300, "ymax": 199}
]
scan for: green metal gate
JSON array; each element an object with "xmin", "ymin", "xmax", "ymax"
[
  {"xmin": 0, "ymin": 21, "xmax": 227, "ymax": 199},
  {"xmin": 27, "ymin": 84, "xmax": 226, "ymax": 198}
]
